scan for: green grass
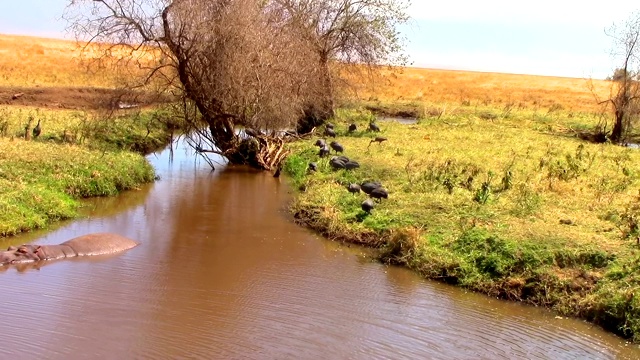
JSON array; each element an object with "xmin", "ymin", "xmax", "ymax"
[
  {"xmin": 285, "ymin": 105, "xmax": 640, "ymax": 342},
  {"xmin": 0, "ymin": 138, "xmax": 155, "ymax": 236},
  {"xmin": 0, "ymin": 104, "xmax": 174, "ymax": 236},
  {"xmin": 0, "ymin": 106, "xmax": 174, "ymax": 153}
]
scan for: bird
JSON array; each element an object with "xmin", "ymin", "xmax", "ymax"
[
  {"xmin": 32, "ymin": 119, "xmax": 41, "ymax": 138},
  {"xmin": 325, "ymin": 122, "xmax": 335, "ymax": 129},
  {"xmin": 329, "ymin": 141, "xmax": 344, "ymax": 154},
  {"xmin": 361, "ymin": 198, "xmax": 375, "ymax": 213},
  {"xmin": 369, "ymin": 122, "xmax": 381, "ymax": 132},
  {"xmin": 314, "ymin": 139, "xmax": 326, "ymax": 148},
  {"xmin": 318, "ymin": 145, "xmax": 330, "ymax": 158},
  {"xmin": 308, "ymin": 162, "xmax": 318, "ymax": 172},
  {"xmin": 347, "ymin": 183, "xmax": 361, "ymax": 194},
  {"xmin": 361, "ymin": 181, "xmax": 382, "ymax": 195},
  {"xmin": 324, "ymin": 127, "xmax": 337, "ymax": 138},
  {"xmin": 369, "ymin": 136, "xmax": 387, "ymax": 147},
  {"xmin": 348, "ymin": 123, "xmax": 357, "ymax": 132},
  {"xmin": 370, "ymin": 187, "xmax": 389, "ymax": 201},
  {"xmin": 329, "ymin": 156, "xmax": 347, "ymax": 170},
  {"xmin": 344, "ymin": 160, "xmax": 360, "ymax": 170}
]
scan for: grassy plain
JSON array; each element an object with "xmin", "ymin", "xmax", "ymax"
[
  {"xmin": 344, "ymin": 66, "xmax": 613, "ymax": 115},
  {"xmin": 0, "ymin": 34, "xmax": 114, "ymax": 87},
  {"xmin": 0, "ymin": 138, "xmax": 155, "ymax": 236},
  {"xmin": 0, "ymin": 34, "xmax": 171, "ymax": 236},
  {"xmin": 0, "ymin": 33, "xmax": 157, "ymax": 88},
  {"xmin": 287, "ymin": 80, "xmax": 640, "ymax": 340}
]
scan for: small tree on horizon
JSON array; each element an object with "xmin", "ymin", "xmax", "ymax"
[
  {"xmin": 596, "ymin": 12, "xmax": 640, "ymax": 144},
  {"xmin": 606, "ymin": 67, "xmax": 640, "ymax": 81}
]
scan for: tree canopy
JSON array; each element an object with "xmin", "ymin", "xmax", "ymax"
[{"xmin": 65, "ymin": 0, "xmax": 411, "ymax": 169}]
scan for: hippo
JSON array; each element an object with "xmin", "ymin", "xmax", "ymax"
[{"xmin": 0, "ymin": 233, "xmax": 139, "ymax": 266}]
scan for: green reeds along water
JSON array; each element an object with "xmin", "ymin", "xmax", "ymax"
[
  {"xmin": 0, "ymin": 138, "xmax": 155, "ymax": 236},
  {"xmin": 286, "ymin": 106, "xmax": 640, "ymax": 342},
  {"xmin": 0, "ymin": 106, "xmax": 171, "ymax": 236},
  {"xmin": 0, "ymin": 106, "xmax": 173, "ymax": 153}
]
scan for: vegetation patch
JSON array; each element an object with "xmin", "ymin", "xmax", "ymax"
[
  {"xmin": 0, "ymin": 138, "xmax": 155, "ymax": 236},
  {"xmin": 285, "ymin": 107, "xmax": 640, "ymax": 342},
  {"xmin": 0, "ymin": 106, "xmax": 174, "ymax": 154}
]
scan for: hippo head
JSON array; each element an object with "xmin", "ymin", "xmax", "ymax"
[
  {"xmin": 0, "ymin": 250, "xmax": 19, "ymax": 265},
  {"xmin": 0, "ymin": 245, "xmax": 43, "ymax": 265}
]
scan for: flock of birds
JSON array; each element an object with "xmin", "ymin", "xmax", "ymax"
[{"xmin": 308, "ymin": 121, "xmax": 389, "ymax": 215}]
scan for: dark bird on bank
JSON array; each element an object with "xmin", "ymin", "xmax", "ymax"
[
  {"xmin": 361, "ymin": 198, "xmax": 375, "ymax": 213},
  {"xmin": 314, "ymin": 138, "xmax": 326, "ymax": 147},
  {"xmin": 348, "ymin": 123, "xmax": 357, "ymax": 132},
  {"xmin": 244, "ymin": 127, "xmax": 259, "ymax": 138},
  {"xmin": 370, "ymin": 187, "xmax": 389, "ymax": 201},
  {"xmin": 325, "ymin": 122, "xmax": 335, "ymax": 129},
  {"xmin": 308, "ymin": 162, "xmax": 318, "ymax": 172},
  {"xmin": 344, "ymin": 160, "xmax": 360, "ymax": 170},
  {"xmin": 369, "ymin": 136, "xmax": 387, "ymax": 147},
  {"xmin": 329, "ymin": 160, "xmax": 345, "ymax": 170},
  {"xmin": 361, "ymin": 181, "xmax": 382, "ymax": 195},
  {"xmin": 369, "ymin": 122, "xmax": 381, "ymax": 132},
  {"xmin": 318, "ymin": 144, "xmax": 330, "ymax": 158},
  {"xmin": 347, "ymin": 183, "xmax": 361, "ymax": 194},
  {"xmin": 32, "ymin": 119, "xmax": 41, "ymax": 138},
  {"xmin": 324, "ymin": 127, "xmax": 337, "ymax": 138},
  {"xmin": 329, "ymin": 156, "xmax": 347, "ymax": 170},
  {"xmin": 329, "ymin": 141, "xmax": 344, "ymax": 154}
]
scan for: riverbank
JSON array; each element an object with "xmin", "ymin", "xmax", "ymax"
[
  {"xmin": 0, "ymin": 138, "xmax": 155, "ymax": 236},
  {"xmin": 284, "ymin": 106, "xmax": 640, "ymax": 342},
  {"xmin": 0, "ymin": 105, "xmax": 176, "ymax": 236}
]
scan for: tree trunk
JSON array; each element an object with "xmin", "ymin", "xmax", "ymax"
[
  {"xmin": 319, "ymin": 58, "xmax": 335, "ymax": 117},
  {"xmin": 611, "ymin": 109, "xmax": 625, "ymax": 143},
  {"xmin": 296, "ymin": 57, "xmax": 334, "ymax": 134}
]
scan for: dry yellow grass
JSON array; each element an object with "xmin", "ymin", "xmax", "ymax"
[
  {"xmin": 1, "ymin": 33, "xmax": 614, "ymax": 115},
  {"xmin": 347, "ymin": 67, "xmax": 613, "ymax": 114},
  {"xmin": 0, "ymin": 34, "xmax": 110, "ymax": 87},
  {"xmin": 0, "ymin": 33, "xmax": 157, "ymax": 88}
]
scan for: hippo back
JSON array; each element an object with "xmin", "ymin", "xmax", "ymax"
[{"xmin": 61, "ymin": 233, "xmax": 139, "ymax": 256}]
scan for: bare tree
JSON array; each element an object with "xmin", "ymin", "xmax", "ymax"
[
  {"xmin": 64, "ymin": 0, "xmax": 411, "ymax": 167},
  {"xmin": 272, "ymin": 0, "xmax": 411, "ymax": 133},
  {"xmin": 596, "ymin": 12, "xmax": 640, "ymax": 144},
  {"xmin": 65, "ymin": 0, "xmax": 321, "ymax": 170}
]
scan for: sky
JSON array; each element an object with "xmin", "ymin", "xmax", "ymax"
[{"xmin": 1, "ymin": 0, "xmax": 638, "ymax": 79}]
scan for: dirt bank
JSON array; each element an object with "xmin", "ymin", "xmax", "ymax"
[{"xmin": 0, "ymin": 85, "xmax": 169, "ymax": 110}]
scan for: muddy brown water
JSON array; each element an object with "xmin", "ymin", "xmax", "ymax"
[{"xmin": 1, "ymin": 140, "xmax": 640, "ymax": 359}]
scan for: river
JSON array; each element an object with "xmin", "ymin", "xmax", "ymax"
[{"xmin": 1, "ymin": 140, "xmax": 639, "ymax": 359}]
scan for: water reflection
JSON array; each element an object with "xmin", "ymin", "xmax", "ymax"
[{"xmin": 0, "ymin": 139, "xmax": 638, "ymax": 359}]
